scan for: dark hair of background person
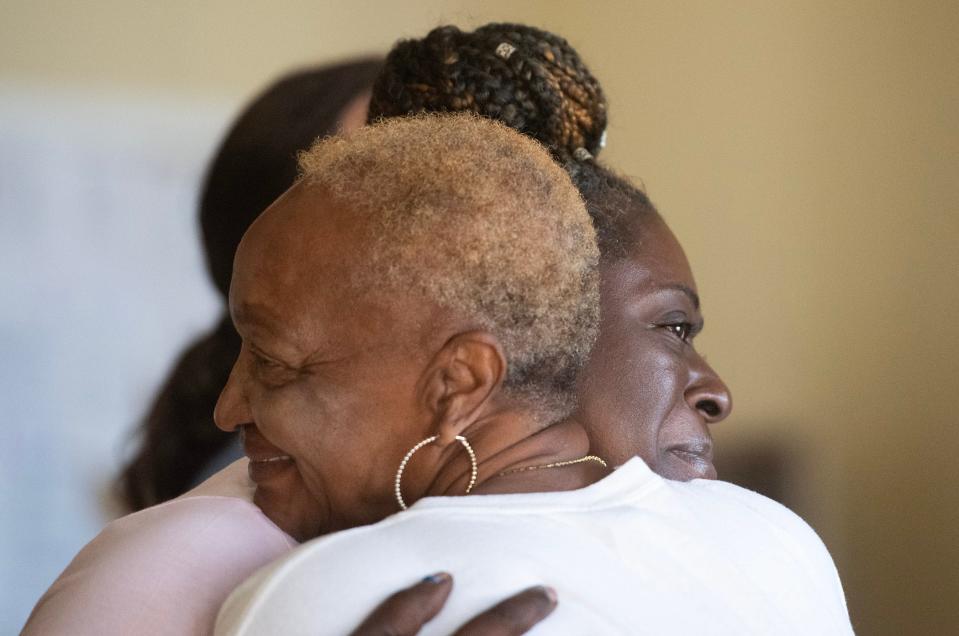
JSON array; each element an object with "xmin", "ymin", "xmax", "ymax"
[
  {"xmin": 369, "ymin": 23, "xmax": 655, "ymax": 258},
  {"xmin": 118, "ymin": 58, "xmax": 383, "ymax": 512}
]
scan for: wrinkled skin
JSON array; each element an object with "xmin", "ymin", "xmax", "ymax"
[
  {"xmin": 576, "ymin": 215, "xmax": 732, "ymax": 479},
  {"xmin": 214, "ymin": 183, "xmax": 448, "ymax": 541},
  {"xmin": 214, "ymin": 182, "xmax": 601, "ymax": 542}
]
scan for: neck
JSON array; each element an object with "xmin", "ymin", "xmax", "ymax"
[{"xmin": 426, "ymin": 410, "xmax": 609, "ymax": 499}]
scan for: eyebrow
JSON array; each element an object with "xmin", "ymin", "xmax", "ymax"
[
  {"xmin": 233, "ymin": 301, "xmax": 285, "ymax": 334},
  {"xmin": 661, "ymin": 283, "xmax": 700, "ymax": 311},
  {"xmin": 233, "ymin": 301, "xmax": 312, "ymax": 357}
]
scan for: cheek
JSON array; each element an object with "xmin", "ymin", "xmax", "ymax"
[
  {"xmin": 576, "ymin": 335, "xmax": 653, "ymax": 445},
  {"xmin": 251, "ymin": 380, "xmax": 366, "ymax": 519},
  {"xmin": 257, "ymin": 378, "xmax": 374, "ymax": 483},
  {"xmin": 644, "ymin": 347, "xmax": 686, "ymax": 408},
  {"xmin": 256, "ymin": 371, "xmax": 421, "ymax": 494},
  {"xmin": 587, "ymin": 329, "xmax": 679, "ymax": 412},
  {"xmin": 252, "ymin": 382, "xmax": 322, "ymax": 452},
  {"xmin": 578, "ymin": 331, "xmax": 689, "ymax": 462}
]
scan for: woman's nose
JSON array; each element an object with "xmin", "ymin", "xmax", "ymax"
[
  {"xmin": 213, "ymin": 356, "xmax": 250, "ymax": 432},
  {"xmin": 685, "ymin": 356, "xmax": 732, "ymax": 424}
]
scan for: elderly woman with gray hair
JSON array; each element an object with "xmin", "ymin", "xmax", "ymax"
[{"xmin": 211, "ymin": 113, "xmax": 852, "ymax": 635}]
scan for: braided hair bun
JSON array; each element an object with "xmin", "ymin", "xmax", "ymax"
[{"xmin": 369, "ymin": 23, "xmax": 607, "ymax": 163}]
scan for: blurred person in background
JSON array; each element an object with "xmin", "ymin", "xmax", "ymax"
[{"xmin": 118, "ymin": 58, "xmax": 382, "ymax": 511}]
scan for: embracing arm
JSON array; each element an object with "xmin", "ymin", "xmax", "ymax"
[{"xmin": 350, "ymin": 574, "xmax": 556, "ymax": 636}]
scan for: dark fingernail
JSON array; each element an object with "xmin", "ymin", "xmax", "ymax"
[
  {"xmin": 532, "ymin": 585, "xmax": 558, "ymax": 604},
  {"xmin": 422, "ymin": 572, "xmax": 451, "ymax": 584}
]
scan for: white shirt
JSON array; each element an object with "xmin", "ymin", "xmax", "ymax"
[{"xmin": 216, "ymin": 458, "xmax": 853, "ymax": 635}]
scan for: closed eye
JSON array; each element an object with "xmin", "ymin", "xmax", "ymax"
[
  {"xmin": 254, "ymin": 355, "xmax": 284, "ymax": 371},
  {"xmin": 248, "ymin": 345, "xmax": 297, "ymax": 386},
  {"xmin": 250, "ymin": 347, "xmax": 283, "ymax": 369}
]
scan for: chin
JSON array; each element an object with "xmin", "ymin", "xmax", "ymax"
[
  {"xmin": 657, "ymin": 450, "xmax": 717, "ymax": 481},
  {"xmin": 253, "ymin": 481, "xmax": 322, "ymax": 542}
]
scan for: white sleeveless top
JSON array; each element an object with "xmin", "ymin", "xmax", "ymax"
[{"xmin": 22, "ymin": 460, "xmax": 296, "ymax": 635}]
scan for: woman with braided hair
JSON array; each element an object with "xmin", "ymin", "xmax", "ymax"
[{"xmin": 368, "ymin": 23, "xmax": 730, "ymax": 481}]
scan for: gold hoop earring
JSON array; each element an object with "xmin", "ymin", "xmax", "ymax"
[{"xmin": 394, "ymin": 435, "xmax": 477, "ymax": 510}]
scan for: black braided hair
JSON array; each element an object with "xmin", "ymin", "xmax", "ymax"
[
  {"xmin": 369, "ymin": 23, "xmax": 607, "ymax": 164},
  {"xmin": 372, "ymin": 23, "xmax": 658, "ymax": 263}
]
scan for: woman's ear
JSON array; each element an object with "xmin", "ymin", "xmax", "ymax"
[{"xmin": 420, "ymin": 331, "xmax": 507, "ymax": 446}]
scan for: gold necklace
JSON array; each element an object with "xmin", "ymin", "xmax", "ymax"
[{"xmin": 497, "ymin": 454, "xmax": 608, "ymax": 477}]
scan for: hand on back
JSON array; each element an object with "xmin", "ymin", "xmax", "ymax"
[{"xmin": 350, "ymin": 573, "xmax": 556, "ymax": 636}]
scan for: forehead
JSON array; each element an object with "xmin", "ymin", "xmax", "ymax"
[
  {"xmin": 600, "ymin": 215, "xmax": 700, "ymax": 311},
  {"xmin": 229, "ymin": 183, "xmax": 361, "ymax": 341},
  {"xmin": 621, "ymin": 216, "xmax": 696, "ymax": 288},
  {"xmin": 229, "ymin": 182, "xmax": 435, "ymax": 354}
]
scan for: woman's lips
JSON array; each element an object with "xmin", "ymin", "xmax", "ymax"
[
  {"xmin": 241, "ymin": 425, "xmax": 294, "ymax": 483},
  {"xmin": 666, "ymin": 442, "xmax": 717, "ymax": 480},
  {"xmin": 247, "ymin": 454, "xmax": 295, "ymax": 483}
]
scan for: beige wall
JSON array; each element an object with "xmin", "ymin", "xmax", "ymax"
[{"xmin": 4, "ymin": 1, "xmax": 957, "ymax": 633}]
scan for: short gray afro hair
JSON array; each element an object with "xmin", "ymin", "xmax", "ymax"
[{"xmin": 298, "ymin": 113, "xmax": 599, "ymax": 418}]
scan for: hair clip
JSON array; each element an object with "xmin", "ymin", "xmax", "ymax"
[
  {"xmin": 599, "ymin": 129, "xmax": 608, "ymax": 150},
  {"xmin": 495, "ymin": 42, "xmax": 517, "ymax": 60},
  {"xmin": 573, "ymin": 147, "xmax": 594, "ymax": 162}
]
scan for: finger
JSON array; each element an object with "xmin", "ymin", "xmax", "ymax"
[
  {"xmin": 350, "ymin": 572, "xmax": 454, "ymax": 636},
  {"xmin": 451, "ymin": 585, "xmax": 557, "ymax": 636}
]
